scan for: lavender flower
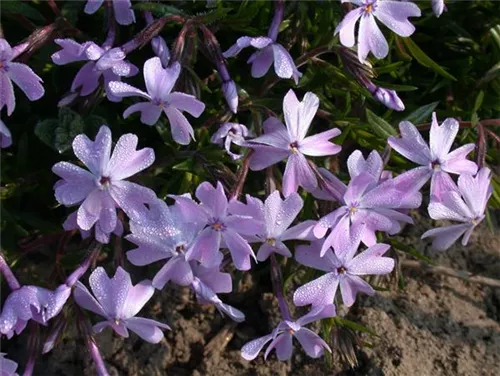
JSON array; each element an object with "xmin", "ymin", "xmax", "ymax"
[
  {"xmin": 144, "ymin": 12, "xmax": 171, "ymax": 67},
  {"xmin": 171, "ymin": 181, "xmax": 261, "ymax": 270},
  {"xmin": 421, "ymin": 167, "xmax": 493, "ymax": 250},
  {"xmin": 0, "ymin": 285, "xmax": 71, "ymax": 339},
  {"xmin": 52, "ymin": 39, "xmax": 138, "ymax": 103},
  {"xmin": 294, "ymin": 227, "xmax": 394, "ymax": 307},
  {"xmin": 335, "ymin": 0, "xmax": 421, "ymax": 62},
  {"xmin": 73, "ymin": 267, "xmax": 170, "ymax": 343},
  {"xmin": 229, "ymin": 191, "xmax": 316, "ymax": 261},
  {"xmin": 109, "ymin": 57, "xmax": 205, "ymax": 145},
  {"xmin": 0, "ymin": 353, "xmax": 18, "ymax": 376},
  {"xmin": 126, "ymin": 198, "xmax": 206, "ymax": 289},
  {"xmin": 52, "ymin": 125, "xmax": 157, "ymax": 239},
  {"xmin": 363, "ymin": 79, "xmax": 405, "ymax": 111},
  {"xmin": 0, "ymin": 39, "xmax": 44, "ymax": 116},
  {"xmin": 241, "ymin": 305, "xmax": 334, "ymax": 361},
  {"xmin": 313, "ymin": 150, "xmax": 427, "ymax": 256},
  {"xmin": 432, "ymin": 0, "xmax": 446, "ymax": 17},
  {"xmin": 1, "ymin": 119, "xmax": 12, "ymax": 148},
  {"xmin": 85, "ymin": 0, "xmax": 135, "ymax": 25},
  {"xmin": 223, "ymin": 1, "xmax": 302, "ymax": 84},
  {"xmin": 247, "ymin": 90, "xmax": 341, "ymax": 197},
  {"xmin": 388, "ymin": 113, "xmax": 478, "ymax": 195},
  {"xmin": 211, "ymin": 123, "xmax": 251, "ymax": 160}
]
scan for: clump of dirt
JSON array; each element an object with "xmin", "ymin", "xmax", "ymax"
[{"xmin": 4, "ymin": 217, "xmax": 499, "ymax": 376}]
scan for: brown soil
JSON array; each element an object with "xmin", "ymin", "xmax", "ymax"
[{"xmin": 6, "ymin": 214, "xmax": 500, "ymax": 376}]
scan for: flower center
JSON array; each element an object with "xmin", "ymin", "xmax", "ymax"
[
  {"xmin": 266, "ymin": 238, "xmax": 277, "ymax": 246},
  {"xmin": 431, "ymin": 160, "xmax": 441, "ymax": 171},
  {"xmin": 175, "ymin": 244, "xmax": 185, "ymax": 254},
  {"xmin": 289, "ymin": 141, "xmax": 299, "ymax": 153},
  {"xmin": 288, "ymin": 328, "xmax": 295, "ymax": 334},
  {"xmin": 337, "ymin": 266, "xmax": 347, "ymax": 274},
  {"xmin": 99, "ymin": 176, "xmax": 111, "ymax": 189},
  {"xmin": 210, "ymin": 219, "xmax": 226, "ymax": 232},
  {"xmin": 364, "ymin": 1, "xmax": 377, "ymax": 13}
]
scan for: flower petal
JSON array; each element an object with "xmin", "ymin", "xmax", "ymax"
[
  {"xmin": 299, "ymin": 128, "xmax": 341, "ymax": 157},
  {"xmin": 125, "ymin": 317, "xmax": 170, "ymax": 344},
  {"xmin": 8, "ymin": 62, "xmax": 44, "ymax": 101},
  {"xmin": 168, "ymin": 92, "xmax": 205, "ymax": 117},
  {"xmin": 283, "ymin": 152, "xmax": 317, "ymax": 197},
  {"xmin": 374, "ymin": 0, "xmax": 421, "ymax": 37}
]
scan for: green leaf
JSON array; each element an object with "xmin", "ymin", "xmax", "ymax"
[
  {"xmin": 133, "ymin": 2, "xmax": 185, "ymax": 17},
  {"xmin": 334, "ymin": 317, "xmax": 379, "ymax": 337},
  {"xmin": 35, "ymin": 108, "xmax": 85, "ymax": 153},
  {"xmin": 473, "ymin": 90, "xmax": 485, "ymax": 113},
  {"xmin": 390, "ymin": 239, "xmax": 435, "ymax": 265},
  {"xmin": 401, "ymin": 37, "xmax": 457, "ymax": 81},
  {"xmin": 403, "ymin": 102, "xmax": 439, "ymax": 124},
  {"xmin": 2, "ymin": 0, "xmax": 45, "ymax": 22},
  {"xmin": 365, "ymin": 109, "xmax": 397, "ymax": 140}
]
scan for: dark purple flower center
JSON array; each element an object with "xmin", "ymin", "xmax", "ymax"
[
  {"xmin": 337, "ymin": 266, "xmax": 347, "ymax": 274},
  {"xmin": 364, "ymin": 1, "xmax": 377, "ymax": 14},
  {"xmin": 99, "ymin": 176, "xmax": 111, "ymax": 186},
  {"xmin": 266, "ymin": 238, "xmax": 277, "ymax": 246},
  {"xmin": 289, "ymin": 141, "xmax": 299, "ymax": 153},
  {"xmin": 176, "ymin": 244, "xmax": 185, "ymax": 254},
  {"xmin": 431, "ymin": 160, "xmax": 441, "ymax": 171},
  {"xmin": 210, "ymin": 219, "xmax": 226, "ymax": 232},
  {"xmin": 348, "ymin": 202, "xmax": 359, "ymax": 216}
]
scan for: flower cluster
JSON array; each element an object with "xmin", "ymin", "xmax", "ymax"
[{"xmin": 0, "ymin": 1, "xmax": 495, "ymax": 375}]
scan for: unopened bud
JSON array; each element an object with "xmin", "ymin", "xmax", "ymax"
[
  {"xmin": 151, "ymin": 36, "xmax": 170, "ymax": 68},
  {"xmin": 373, "ymin": 87, "xmax": 405, "ymax": 111},
  {"xmin": 222, "ymin": 80, "xmax": 238, "ymax": 114}
]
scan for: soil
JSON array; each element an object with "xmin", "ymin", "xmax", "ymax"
[{"xmin": 4, "ymin": 212, "xmax": 500, "ymax": 376}]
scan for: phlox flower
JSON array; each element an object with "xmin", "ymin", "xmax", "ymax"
[
  {"xmin": 0, "ymin": 353, "xmax": 18, "ymax": 376},
  {"xmin": 421, "ymin": 167, "xmax": 493, "ymax": 250},
  {"xmin": 109, "ymin": 57, "xmax": 205, "ymax": 145},
  {"xmin": 335, "ymin": 0, "xmax": 421, "ymax": 62},
  {"xmin": 84, "ymin": 0, "xmax": 135, "ymax": 25},
  {"xmin": 52, "ymin": 125, "xmax": 157, "ymax": 240},
  {"xmin": 1, "ymin": 119, "xmax": 12, "ymax": 148},
  {"xmin": 294, "ymin": 226, "xmax": 394, "ymax": 307},
  {"xmin": 73, "ymin": 267, "xmax": 170, "ymax": 343},
  {"xmin": 211, "ymin": 123, "xmax": 251, "ymax": 160},
  {"xmin": 63, "ymin": 211, "xmax": 123, "ymax": 244},
  {"xmin": 171, "ymin": 181, "xmax": 261, "ymax": 270},
  {"xmin": 388, "ymin": 113, "xmax": 478, "ymax": 195},
  {"xmin": 223, "ymin": 2, "xmax": 301, "ymax": 84},
  {"xmin": 0, "ymin": 39, "xmax": 44, "ymax": 116},
  {"xmin": 247, "ymin": 90, "xmax": 341, "ymax": 197},
  {"xmin": 241, "ymin": 305, "xmax": 334, "ymax": 361},
  {"xmin": 313, "ymin": 150, "xmax": 426, "ymax": 255},
  {"xmin": 51, "ymin": 39, "xmax": 138, "ymax": 103},
  {"xmin": 229, "ymin": 191, "xmax": 316, "ymax": 261},
  {"xmin": 0, "ymin": 285, "xmax": 71, "ymax": 339}
]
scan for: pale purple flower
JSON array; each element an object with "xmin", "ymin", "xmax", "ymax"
[
  {"xmin": 363, "ymin": 79, "xmax": 405, "ymax": 111},
  {"xmin": 432, "ymin": 0, "xmax": 446, "ymax": 17},
  {"xmin": 1, "ymin": 119, "xmax": 12, "ymax": 148},
  {"xmin": 421, "ymin": 167, "xmax": 493, "ymax": 250},
  {"xmin": 109, "ymin": 57, "xmax": 205, "ymax": 145},
  {"xmin": 52, "ymin": 125, "xmax": 157, "ymax": 238},
  {"xmin": 388, "ymin": 113, "xmax": 478, "ymax": 195},
  {"xmin": 171, "ymin": 181, "xmax": 261, "ymax": 270},
  {"xmin": 294, "ymin": 227, "xmax": 394, "ymax": 307},
  {"xmin": 247, "ymin": 90, "xmax": 341, "ymax": 197},
  {"xmin": 211, "ymin": 122, "xmax": 251, "ymax": 160},
  {"xmin": 222, "ymin": 80, "xmax": 238, "ymax": 114},
  {"xmin": 0, "ymin": 354, "xmax": 19, "ymax": 376},
  {"xmin": 0, "ymin": 39, "xmax": 44, "ymax": 116},
  {"xmin": 126, "ymin": 198, "xmax": 206, "ymax": 289},
  {"xmin": 241, "ymin": 304, "xmax": 334, "ymax": 361},
  {"xmin": 229, "ymin": 191, "xmax": 316, "ymax": 261},
  {"xmin": 191, "ymin": 264, "xmax": 245, "ymax": 322},
  {"xmin": 151, "ymin": 36, "xmax": 170, "ymax": 67},
  {"xmin": 63, "ymin": 211, "xmax": 123, "ymax": 244},
  {"xmin": 335, "ymin": 0, "xmax": 421, "ymax": 62},
  {"xmin": 73, "ymin": 267, "xmax": 170, "ymax": 343},
  {"xmin": 84, "ymin": 0, "xmax": 135, "ymax": 25},
  {"xmin": 313, "ymin": 150, "xmax": 427, "ymax": 255},
  {"xmin": 52, "ymin": 39, "xmax": 138, "ymax": 103},
  {"xmin": 0, "ymin": 285, "xmax": 71, "ymax": 339}
]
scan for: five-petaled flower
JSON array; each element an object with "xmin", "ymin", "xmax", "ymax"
[
  {"xmin": 73, "ymin": 267, "xmax": 170, "ymax": 343},
  {"xmin": 109, "ymin": 57, "xmax": 205, "ymax": 145},
  {"xmin": 211, "ymin": 122, "xmax": 252, "ymax": 160},
  {"xmin": 0, "ymin": 39, "xmax": 44, "ymax": 116},
  {"xmin": 241, "ymin": 305, "xmax": 335, "ymax": 361},
  {"xmin": 388, "ymin": 113, "xmax": 478, "ymax": 196},
  {"xmin": 247, "ymin": 90, "xmax": 342, "ymax": 197},
  {"xmin": 294, "ymin": 226, "xmax": 394, "ymax": 307},
  {"xmin": 421, "ymin": 167, "xmax": 493, "ymax": 250},
  {"xmin": 335, "ymin": 0, "xmax": 421, "ymax": 62},
  {"xmin": 52, "ymin": 125, "xmax": 157, "ymax": 240}
]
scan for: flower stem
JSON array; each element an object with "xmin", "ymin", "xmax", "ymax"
[
  {"xmin": 65, "ymin": 242, "xmax": 102, "ymax": 287},
  {"xmin": 270, "ymin": 254, "xmax": 291, "ymax": 321}
]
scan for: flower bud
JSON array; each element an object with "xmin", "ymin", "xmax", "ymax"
[
  {"xmin": 151, "ymin": 36, "xmax": 170, "ymax": 68},
  {"xmin": 222, "ymin": 80, "xmax": 238, "ymax": 114},
  {"xmin": 373, "ymin": 87, "xmax": 405, "ymax": 111}
]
